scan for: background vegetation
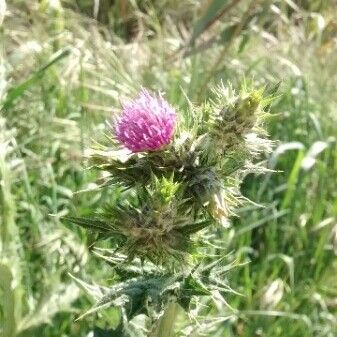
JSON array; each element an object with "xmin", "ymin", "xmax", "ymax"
[{"xmin": 1, "ymin": 0, "xmax": 336, "ymax": 336}]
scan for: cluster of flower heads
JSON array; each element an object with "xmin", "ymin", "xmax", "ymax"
[
  {"xmin": 69, "ymin": 84, "xmax": 272, "ymax": 265},
  {"xmin": 115, "ymin": 85, "xmax": 270, "ymax": 157}
]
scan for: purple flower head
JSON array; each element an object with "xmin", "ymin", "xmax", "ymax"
[{"xmin": 115, "ymin": 89, "xmax": 177, "ymax": 152}]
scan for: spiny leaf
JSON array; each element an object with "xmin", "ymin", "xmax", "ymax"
[
  {"xmin": 178, "ymin": 274, "xmax": 211, "ymax": 311},
  {"xmin": 182, "ymin": 274, "xmax": 211, "ymax": 296},
  {"xmin": 177, "ymin": 220, "xmax": 212, "ymax": 235},
  {"xmin": 63, "ymin": 216, "xmax": 115, "ymax": 233}
]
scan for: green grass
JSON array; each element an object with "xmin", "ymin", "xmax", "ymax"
[{"xmin": 1, "ymin": 0, "xmax": 337, "ymax": 336}]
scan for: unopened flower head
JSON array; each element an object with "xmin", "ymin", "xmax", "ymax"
[
  {"xmin": 207, "ymin": 85, "xmax": 264, "ymax": 153},
  {"xmin": 116, "ymin": 89, "xmax": 177, "ymax": 152}
]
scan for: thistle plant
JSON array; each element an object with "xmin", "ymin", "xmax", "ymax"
[{"xmin": 66, "ymin": 83, "xmax": 274, "ymax": 336}]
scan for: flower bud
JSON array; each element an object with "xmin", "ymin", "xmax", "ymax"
[
  {"xmin": 97, "ymin": 176, "xmax": 197, "ymax": 264},
  {"xmin": 210, "ymin": 88, "xmax": 263, "ymax": 153}
]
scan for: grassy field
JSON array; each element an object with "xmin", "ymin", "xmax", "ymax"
[{"xmin": 1, "ymin": 1, "xmax": 337, "ymax": 336}]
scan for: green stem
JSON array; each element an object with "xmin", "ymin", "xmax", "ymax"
[
  {"xmin": 150, "ymin": 301, "xmax": 179, "ymax": 337},
  {"xmin": 0, "ymin": 119, "xmax": 21, "ymax": 337},
  {"xmin": 0, "ymin": 264, "xmax": 18, "ymax": 337}
]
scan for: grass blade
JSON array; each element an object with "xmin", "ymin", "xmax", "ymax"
[
  {"xmin": 1, "ymin": 48, "xmax": 70, "ymax": 111},
  {"xmin": 189, "ymin": 0, "xmax": 243, "ymax": 45}
]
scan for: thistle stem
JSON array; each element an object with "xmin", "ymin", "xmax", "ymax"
[{"xmin": 150, "ymin": 300, "xmax": 179, "ymax": 337}]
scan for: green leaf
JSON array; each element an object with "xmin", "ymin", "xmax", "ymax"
[
  {"xmin": 94, "ymin": 325, "xmax": 126, "ymax": 337},
  {"xmin": 178, "ymin": 274, "xmax": 211, "ymax": 311},
  {"xmin": 178, "ymin": 295, "xmax": 191, "ymax": 312},
  {"xmin": 97, "ymin": 283, "xmax": 147, "ymax": 320},
  {"xmin": 63, "ymin": 216, "xmax": 114, "ymax": 233},
  {"xmin": 1, "ymin": 48, "xmax": 71, "ymax": 111},
  {"xmin": 177, "ymin": 220, "xmax": 211, "ymax": 234},
  {"xmin": 124, "ymin": 290, "xmax": 147, "ymax": 319},
  {"xmin": 183, "ymin": 274, "xmax": 211, "ymax": 296}
]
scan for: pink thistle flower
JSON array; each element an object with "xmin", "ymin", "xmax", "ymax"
[{"xmin": 115, "ymin": 89, "xmax": 177, "ymax": 152}]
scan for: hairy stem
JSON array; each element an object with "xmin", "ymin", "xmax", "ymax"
[{"xmin": 150, "ymin": 301, "xmax": 179, "ymax": 337}]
